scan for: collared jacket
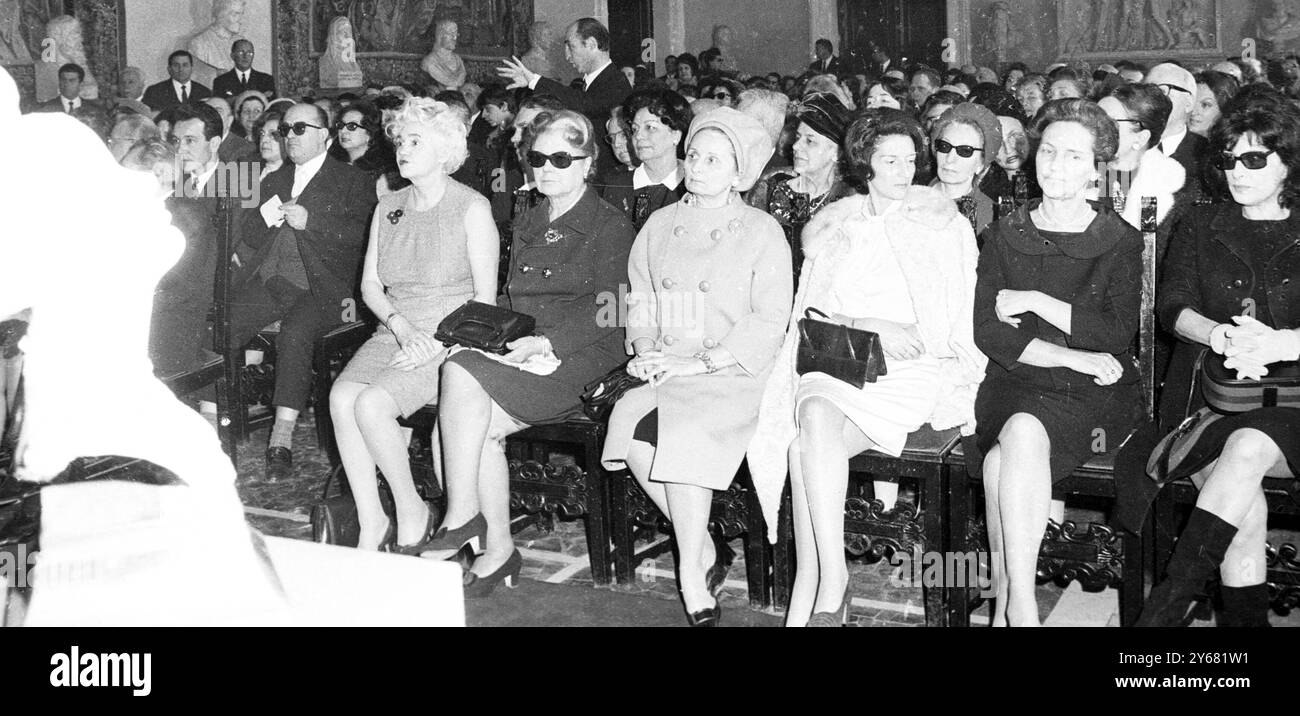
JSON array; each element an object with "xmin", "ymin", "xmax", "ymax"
[{"xmin": 974, "ymin": 200, "xmax": 1144, "ymax": 390}]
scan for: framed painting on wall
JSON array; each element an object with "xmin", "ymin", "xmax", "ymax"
[{"xmin": 1056, "ymin": 0, "xmax": 1222, "ymax": 60}]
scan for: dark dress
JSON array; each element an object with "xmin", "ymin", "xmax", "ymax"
[
  {"xmin": 444, "ymin": 187, "xmax": 636, "ymax": 424},
  {"xmin": 1155, "ymin": 203, "xmax": 1300, "ymax": 480},
  {"xmin": 757, "ymin": 174, "xmax": 855, "ymax": 282},
  {"xmin": 595, "ymin": 164, "xmax": 687, "ymax": 231},
  {"xmin": 972, "ymin": 202, "xmax": 1144, "ymax": 481}
]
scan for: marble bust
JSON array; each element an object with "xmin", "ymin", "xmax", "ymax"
[
  {"xmin": 189, "ymin": 0, "xmax": 248, "ymax": 86},
  {"xmin": 319, "ymin": 16, "xmax": 364, "ymax": 89},
  {"xmin": 34, "ymin": 15, "xmax": 98, "ymax": 102},
  {"xmin": 421, "ymin": 20, "xmax": 466, "ymax": 89},
  {"xmin": 520, "ymin": 21, "xmax": 554, "ymax": 78}
]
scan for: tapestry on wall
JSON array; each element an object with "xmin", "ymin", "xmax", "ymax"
[{"xmin": 309, "ymin": 0, "xmax": 531, "ymax": 56}]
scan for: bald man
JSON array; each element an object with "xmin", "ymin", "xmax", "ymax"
[{"xmin": 1146, "ymin": 62, "xmax": 1206, "ymax": 200}]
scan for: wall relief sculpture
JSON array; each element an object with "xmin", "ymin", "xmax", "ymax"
[
  {"xmin": 310, "ymin": 0, "xmax": 531, "ymax": 57},
  {"xmin": 1057, "ymin": 0, "xmax": 1220, "ymax": 58}
]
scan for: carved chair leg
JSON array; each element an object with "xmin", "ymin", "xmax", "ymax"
[
  {"xmin": 1119, "ymin": 527, "xmax": 1144, "ymax": 627},
  {"xmin": 582, "ymin": 435, "xmax": 612, "ymax": 586},
  {"xmin": 945, "ymin": 462, "xmax": 973, "ymax": 627},
  {"xmin": 919, "ymin": 465, "xmax": 947, "ymax": 627},
  {"xmin": 610, "ymin": 471, "xmax": 636, "ymax": 585}
]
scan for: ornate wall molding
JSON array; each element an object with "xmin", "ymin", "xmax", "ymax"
[{"xmin": 75, "ymin": 0, "xmax": 124, "ymax": 98}]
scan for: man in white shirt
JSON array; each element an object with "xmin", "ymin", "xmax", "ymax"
[
  {"xmin": 1146, "ymin": 62, "xmax": 1206, "ymax": 199},
  {"xmin": 496, "ymin": 17, "xmax": 630, "ymax": 175},
  {"xmin": 142, "ymin": 51, "xmax": 212, "ymax": 112},
  {"xmin": 35, "ymin": 64, "xmax": 102, "ymax": 114},
  {"xmin": 212, "ymin": 40, "xmax": 277, "ymax": 99}
]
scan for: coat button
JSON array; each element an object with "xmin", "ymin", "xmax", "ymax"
[
  {"xmin": 542, "ymin": 268, "xmax": 553, "ymax": 278},
  {"xmin": 699, "ymin": 281, "xmax": 711, "ymax": 292},
  {"xmin": 1232, "ymin": 279, "xmax": 1244, "ymax": 288},
  {"xmin": 519, "ymin": 264, "xmax": 533, "ymax": 273},
  {"xmin": 1284, "ymin": 278, "xmax": 1292, "ymax": 285},
  {"xmin": 663, "ymin": 335, "xmax": 676, "ymax": 346},
  {"xmin": 703, "ymin": 337, "xmax": 717, "ymax": 349},
  {"xmin": 662, "ymin": 278, "xmax": 675, "ymax": 289},
  {"xmin": 673, "ymin": 225, "xmax": 687, "ymax": 237},
  {"xmin": 710, "ymin": 229, "xmax": 723, "ymax": 241}
]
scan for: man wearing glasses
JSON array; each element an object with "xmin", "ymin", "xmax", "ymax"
[
  {"xmin": 202, "ymin": 102, "xmax": 377, "ymax": 482},
  {"xmin": 1146, "ymin": 62, "xmax": 1206, "ymax": 201},
  {"xmin": 213, "ymin": 40, "xmax": 276, "ymax": 99}
]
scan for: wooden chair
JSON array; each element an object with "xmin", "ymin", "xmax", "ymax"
[
  {"xmin": 943, "ymin": 197, "xmax": 1162, "ymax": 627},
  {"xmin": 609, "ymin": 464, "xmax": 775, "ymax": 607},
  {"xmin": 400, "ymin": 405, "xmax": 614, "ymax": 586}
]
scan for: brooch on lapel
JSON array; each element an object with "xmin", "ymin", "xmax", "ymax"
[
  {"xmin": 387, "ymin": 209, "xmax": 404, "ymax": 225},
  {"xmin": 543, "ymin": 228, "xmax": 564, "ymax": 244}
]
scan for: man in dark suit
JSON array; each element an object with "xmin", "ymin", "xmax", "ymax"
[
  {"xmin": 497, "ymin": 17, "xmax": 630, "ymax": 175},
  {"xmin": 1147, "ymin": 62, "xmax": 1207, "ymax": 203},
  {"xmin": 206, "ymin": 102, "xmax": 377, "ymax": 481},
  {"xmin": 808, "ymin": 38, "xmax": 842, "ymax": 75},
  {"xmin": 142, "ymin": 50, "xmax": 213, "ymax": 113},
  {"xmin": 212, "ymin": 39, "xmax": 276, "ymax": 99},
  {"xmin": 34, "ymin": 64, "xmax": 103, "ymax": 114}
]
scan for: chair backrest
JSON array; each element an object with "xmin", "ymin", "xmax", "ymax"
[
  {"xmin": 212, "ymin": 197, "xmax": 239, "ymax": 461},
  {"xmin": 1139, "ymin": 196, "xmax": 1157, "ymax": 421}
]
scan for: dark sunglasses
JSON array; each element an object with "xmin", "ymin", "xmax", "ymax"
[
  {"xmin": 1113, "ymin": 118, "xmax": 1145, "ymax": 132},
  {"xmin": 1214, "ymin": 149, "xmax": 1275, "ymax": 170},
  {"xmin": 335, "ymin": 121, "xmax": 365, "ymax": 132},
  {"xmin": 933, "ymin": 138, "xmax": 982, "ymax": 158},
  {"xmin": 1155, "ymin": 83, "xmax": 1192, "ymax": 96},
  {"xmin": 275, "ymin": 121, "xmax": 325, "ymax": 138},
  {"xmin": 526, "ymin": 150, "xmax": 589, "ymax": 169}
]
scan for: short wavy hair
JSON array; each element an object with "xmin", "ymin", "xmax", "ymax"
[
  {"xmin": 525, "ymin": 109, "xmax": 600, "ymax": 180},
  {"xmin": 1105, "ymin": 83, "xmax": 1170, "ymax": 150},
  {"xmin": 1027, "ymin": 98, "xmax": 1118, "ymax": 164},
  {"xmin": 1208, "ymin": 87, "xmax": 1300, "ymax": 209},
  {"xmin": 1195, "ymin": 70, "xmax": 1240, "ymax": 113},
  {"xmin": 383, "ymin": 97, "xmax": 468, "ymax": 173},
  {"xmin": 623, "ymin": 87, "xmax": 693, "ymax": 155},
  {"xmin": 844, "ymin": 107, "xmax": 929, "ymax": 185}
]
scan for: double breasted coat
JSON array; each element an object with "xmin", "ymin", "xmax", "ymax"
[{"xmin": 601, "ymin": 196, "xmax": 793, "ymax": 490}]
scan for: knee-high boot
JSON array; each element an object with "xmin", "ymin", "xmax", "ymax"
[
  {"xmin": 1217, "ymin": 584, "xmax": 1271, "ymax": 627},
  {"xmin": 1137, "ymin": 507, "xmax": 1238, "ymax": 627}
]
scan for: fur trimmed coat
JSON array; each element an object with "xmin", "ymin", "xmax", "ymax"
[{"xmin": 747, "ymin": 186, "xmax": 987, "ymax": 541}]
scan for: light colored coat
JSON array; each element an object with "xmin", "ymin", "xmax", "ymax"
[
  {"xmin": 601, "ymin": 198, "xmax": 793, "ymax": 489},
  {"xmin": 747, "ymin": 186, "xmax": 987, "ymax": 540}
]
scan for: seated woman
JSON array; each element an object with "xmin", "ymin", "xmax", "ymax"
[
  {"xmin": 1096, "ymin": 83, "xmax": 1183, "ymax": 254},
  {"xmin": 1015, "ymin": 73, "xmax": 1049, "ymax": 119},
  {"xmin": 252, "ymin": 110, "xmax": 285, "ymax": 180},
  {"xmin": 1138, "ymin": 89, "xmax": 1300, "ymax": 627},
  {"xmin": 973, "ymin": 98, "xmax": 1144, "ymax": 626},
  {"xmin": 864, "ymin": 76, "xmax": 915, "ymax": 115},
  {"xmin": 1189, "ymin": 70, "xmax": 1239, "ymax": 139},
  {"xmin": 750, "ymin": 108, "xmax": 984, "ymax": 626},
  {"xmin": 232, "ymin": 90, "xmax": 268, "ymax": 139},
  {"xmin": 974, "ymin": 90, "xmax": 1040, "ymax": 208},
  {"xmin": 930, "ymin": 102, "xmax": 1002, "ymax": 235},
  {"xmin": 327, "ymin": 99, "xmax": 395, "ymax": 177},
  {"xmin": 602, "ymin": 108, "xmax": 793, "ymax": 626},
  {"xmin": 478, "ymin": 84, "xmax": 517, "ymax": 165},
  {"xmin": 598, "ymin": 88, "xmax": 691, "ymax": 230},
  {"xmin": 753, "ymin": 93, "xmax": 854, "ymax": 281},
  {"xmin": 329, "ymin": 98, "xmax": 498, "ymax": 552},
  {"xmin": 420, "ymin": 110, "xmax": 635, "ymax": 594}
]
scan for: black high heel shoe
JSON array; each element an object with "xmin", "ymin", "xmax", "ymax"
[
  {"xmin": 805, "ymin": 586, "xmax": 849, "ymax": 627},
  {"xmin": 394, "ymin": 507, "xmax": 440, "ymax": 556},
  {"xmin": 463, "ymin": 549, "xmax": 523, "ymax": 598},
  {"xmin": 413, "ymin": 513, "xmax": 488, "ymax": 558},
  {"xmin": 686, "ymin": 598, "xmax": 721, "ymax": 627},
  {"xmin": 377, "ymin": 517, "xmax": 397, "ymax": 553}
]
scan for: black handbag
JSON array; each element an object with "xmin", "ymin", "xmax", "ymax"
[
  {"xmin": 1200, "ymin": 351, "xmax": 1300, "ymax": 413},
  {"xmin": 309, "ymin": 465, "xmax": 443, "ymax": 548},
  {"xmin": 434, "ymin": 299, "xmax": 535, "ymax": 354},
  {"xmin": 795, "ymin": 307, "xmax": 887, "ymax": 388},
  {"xmin": 580, "ymin": 362, "xmax": 646, "ymax": 421}
]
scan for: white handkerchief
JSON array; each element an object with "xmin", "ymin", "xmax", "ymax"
[
  {"xmin": 450, "ymin": 345, "xmax": 561, "ymax": 375},
  {"xmin": 260, "ymin": 194, "xmax": 285, "ymax": 228}
]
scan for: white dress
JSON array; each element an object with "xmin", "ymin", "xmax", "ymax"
[{"xmin": 793, "ymin": 206, "xmax": 942, "ymax": 456}]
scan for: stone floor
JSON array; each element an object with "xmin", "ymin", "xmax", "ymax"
[{"xmin": 230, "ymin": 410, "xmax": 1299, "ymax": 628}]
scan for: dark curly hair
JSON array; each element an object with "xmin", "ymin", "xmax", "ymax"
[
  {"xmin": 843, "ymin": 108, "xmax": 929, "ymax": 186},
  {"xmin": 1105, "ymin": 83, "xmax": 1171, "ymax": 150},
  {"xmin": 865, "ymin": 76, "xmax": 916, "ymax": 115},
  {"xmin": 622, "ymin": 88, "xmax": 693, "ymax": 157},
  {"xmin": 1208, "ymin": 87, "xmax": 1300, "ymax": 209},
  {"xmin": 1027, "ymin": 98, "xmax": 1119, "ymax": 164}
]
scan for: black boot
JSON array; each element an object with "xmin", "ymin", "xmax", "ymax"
[
  {"xmin": 1137, "ymin": 507, "xmax": 1238, "ymax": 627},
  {"xmin": 1216, "ymin": 584, "xmax": 1271, "ymax": 627}
]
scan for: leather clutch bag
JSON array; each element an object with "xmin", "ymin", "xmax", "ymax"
[
  {"xmin": 434, "ymin": 300, "xmax": 536, "ymax": 354},
  {"xmin": 795, "ymin": 307, "xmax": 887, "ymax": 388}
]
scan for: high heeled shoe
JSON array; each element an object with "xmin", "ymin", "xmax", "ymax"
[
  {"xmin": 805, "ymin": 587, "xmax": 850, "ymax": 627},
  {"xmin": 463, "ymin": 549, "xmax": 523, "ymax": 599},
  {"xmin": 686, "ymin": 598, "xmax": 721, "ymax": 627},
  {"xmin": 416, "ymin": 513, "xmax": 488, "ymax": 558},
  {"xmin": 393, "ymin": 507, "xmax": 440, "ymax": 556},
  {"xmin": 376, "ymin": 517, "xmax": 397, "ymax": 553},
  {"xmin": 705, "ymin": 536, "xmax": 736, "ymax": 597}
]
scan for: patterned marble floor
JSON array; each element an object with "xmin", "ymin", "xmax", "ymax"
[{"xmin": 235, "ymin": 411, "xmax": 1299, "ymax": 628}]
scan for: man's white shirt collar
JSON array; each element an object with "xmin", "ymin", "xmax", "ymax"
[
  {"xmin": 172, "ymin": 79, "xmax": 191, "ymax": 99},
  {"xmin": 193, "ymin": 160, "xmax": 221, "ymax": 194},
  {"xmin": 584, "ymin": 60, "xmax": 613, "ymax": 89},
  {"xmin": 291, "ymin": 150, "xmax": 329, "ymax": 198},
  {"xmin": 1161, "ymin": 126, "xmax": 1187, "ymax": 157}
]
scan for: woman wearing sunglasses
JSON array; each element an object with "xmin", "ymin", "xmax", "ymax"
[
  {"xmin": 329, "ymin": 98, "xmax": 499, "ymax": 553},
  {"xmin": 929, "ymin": 102, "xmax": 1001, "ymax": 235},
  {"xmin": 750, "ymin": 109, "xmax": 984, "ymax": 626},
  {"xmin": 426, "ymin": 110, "xmax": 635, "ymax": 595},
  {"xmin": 603, "ymin": 108, "xmax": 792, "ymax": 626},
  {"xmin": 252, "ymin": 110, "xmax": 285, "ymax": 181},
  {"xmin": 1097, "ymin": 84, "xmax": 1183, "ymax": 252},
  {"xmin": 1138, "ymin": 88, "xmax": 1300, "ymax": 627},
  {"xmin": 597, "ymin": 89, "xmax": 691, "ymax": 230},
  {"xmin": 973, "ymin": 98, "xmax": 1144, "ymax": 626},
  {"xmin": 326, "ymin": 100, "xmax": 395, "ymax": 178}
]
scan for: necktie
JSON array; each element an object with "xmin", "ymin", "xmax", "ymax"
[
  {"xmin": 64, "ymin": 100, "xmax": 72, "ymax": 114},
  {"xmin": 181, "ymin": 84, "xmax": 188, "ymax": 104},
  {"xmin": 240, "ymin": 72, "xmax": 248, "ymax": 89}
]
